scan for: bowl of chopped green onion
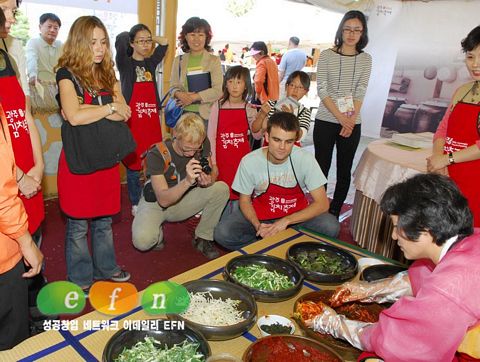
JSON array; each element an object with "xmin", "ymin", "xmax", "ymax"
[
  {"xmin": 102, "ymin": 319, "xmax": 210, "ymax": 362},
  {"xmin": 287, "ymin": 242, "xmax": 358, "ymax": 284},
  {"xmin": 169, "ymin": 279, "xmax": 257, "ymax": 341},
  {"xmin": 224, "ymin": 254, "xmax": 304, "ymax": 302}
]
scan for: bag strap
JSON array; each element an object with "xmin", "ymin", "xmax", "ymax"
[
  {"xmin": 156, "ymin": 142, "xmax": 171, "ymax": 173},
  {"xmin": 141, "ymin": 141, "xmax": 172, "ymax": 181},
  {"xmin": 69, "ymin": 72, "xmax": 84, "ymax": 96}
]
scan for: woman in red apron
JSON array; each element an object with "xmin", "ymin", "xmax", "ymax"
[
  {"xmin": 207, "ymin": 66, "xmax": 261, "ymax": 215},
  {"xmin": 56, "ymin": 16, "xmax": 131, "ymax": 291},
  {"xmin": 0, "ymin": 30, "xmax": 45, "ymax": 241},
  {"xmin": 115, "ymin": 24, "xmax": 167, "ymax": 216},
  {"xmin": 428, "ymin": 26, "xmax": 480, "ymax": 228}
]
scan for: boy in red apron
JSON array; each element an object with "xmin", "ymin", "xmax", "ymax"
[
  {"xmin": 115, "ymin": 25, "xmax": 168, "ymax": 216},
  {"xmin": 214, "ymin": 112, "xmax": 339, "ymax": 250}
]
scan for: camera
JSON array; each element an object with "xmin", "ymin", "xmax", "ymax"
[{"xmin": 199, "ymin": 157, "xmax": 211, "ymax": 174}]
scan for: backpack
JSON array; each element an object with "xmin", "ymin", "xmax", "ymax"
[
  {"xmin": 141, "ymin": 142, "xmax": 176, "ymax": 202},
  {"xmin": 141, "ymin": 142, "xmax": 173, "ymax": 181}
]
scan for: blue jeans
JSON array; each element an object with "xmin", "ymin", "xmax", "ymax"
[
  {"xmin": 126, "ymin": 168, "xmax": 142, "ymax": 206},
  {"xmin": 214, "ymin": 208, "xmax": 340, "ymax": 250},
  {"xmin": 65, "ymin": 217, "xmax": 121, "ymax": 287}
]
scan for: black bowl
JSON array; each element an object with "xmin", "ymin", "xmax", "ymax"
[
  {"xmin": 102, "ymin": 319, "xmax": 210, "ymax": 362},
  {"xmin": 243, "ymin": 334, "xmax": 343, "ymax": 362},
  {"xmin": 361, "ymin": 264, "xmax": 407, "ymax": 282},
  {"xmin": 169, "ymin": 279, "xmax": 257, "ymax": 340},
  {"xmin": 224, "ymin": 254, "xmax": 304, "ymax": 302},
  {"xmin": 287, "ymin": 241, "xmax": 358, "ymax": 284}
]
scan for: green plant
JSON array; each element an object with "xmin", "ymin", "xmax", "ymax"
[{"xmin": 11, "ymin": 10, "xmax": 30, "ymax": 46}]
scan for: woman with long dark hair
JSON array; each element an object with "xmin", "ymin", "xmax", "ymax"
[{"xmin": 313, "ymin": 10, "xmax": 372, "ymax": 219}]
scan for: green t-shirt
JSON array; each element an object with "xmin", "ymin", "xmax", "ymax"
[{"xmin": 184, "ymin": 53, "xmax": 203, "ymax": 113}]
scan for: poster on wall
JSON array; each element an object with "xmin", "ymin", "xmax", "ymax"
[{"xmin": 378, "ymin": 1, "xmax": 477, "ymax": 139}]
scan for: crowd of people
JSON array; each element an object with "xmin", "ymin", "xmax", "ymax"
[{"xmin": 1, "ymin": 1, "xmax": 480, "ymax": 359}]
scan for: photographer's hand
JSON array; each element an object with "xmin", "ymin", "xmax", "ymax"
[
  {"xmin": 197, "ymin": 172, "xmax": 213, "ymax": 187},
  {"xmin": 185, "ymin": 159, "xmax": 201, "ymax": 186}
]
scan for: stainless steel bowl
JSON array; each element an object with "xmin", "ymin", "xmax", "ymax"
[
  {"xmin": 224, "ymin": 254, "xmax": 304, "ymax": 302},
  {"xmin": 169, "ymin": 279, "xmax": 257, "ymax": 341},
  {"xmin": 102, "ymin": 319, "xmax": 210, "ymax": 362}
]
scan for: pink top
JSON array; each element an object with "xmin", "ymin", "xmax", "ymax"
[
  {"xmin": 207, "ymin": 100, "xmax": 262, "ymax": 164},
  {"xmin": 360, "ymin": 230, "xmax": 480, "ymax": 362}
]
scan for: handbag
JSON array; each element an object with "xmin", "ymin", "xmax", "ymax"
[
  {"xmin": 61, "ymin": 72, "xmax": 137, "ymax": 174},
  {"xmin": 162, "ymin": 95, "xmax": 184, "ymax": 128},
  {"xmin": 161, "ymin": 55, "xmax": 183, "ymax": 128}
]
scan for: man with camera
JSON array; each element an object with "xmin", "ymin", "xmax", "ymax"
[
  {"xmin": 132, "ymin": 113, "xmax": 229, "ymax": 259},
  {"xmin": 214, "ymin": 112, "xmax": 340, "ymax": 250}
]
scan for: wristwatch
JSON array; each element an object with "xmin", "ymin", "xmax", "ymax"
[
  {"xmin": 107, "ymin": 103, "xmax": 116, "ymax": 115},
  {"xmin": 448, "ymin": 152, "xmax": 455, "ymax": 165}
]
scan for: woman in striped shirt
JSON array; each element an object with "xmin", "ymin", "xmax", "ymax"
[{"xmin": 313, "ymin": 10, "xmax": 372, "ymax": 219}]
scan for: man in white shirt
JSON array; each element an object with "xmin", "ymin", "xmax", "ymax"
[{"xmin": 25, "ymin": 13, "xmax": 62, "ymax": 85}]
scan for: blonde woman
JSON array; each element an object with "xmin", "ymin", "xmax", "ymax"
[{"xmin": 56, "ymin": 16, "xmax": 131, "ymax": 291}]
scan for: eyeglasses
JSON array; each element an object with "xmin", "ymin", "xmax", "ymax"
[
  {"xmin": 134, "ymin": 39, "xmax": 153, "ymax": 46},
  {"xmin": 343, "ymin": 28, "xmax": 363, "ymax": 35},
  {"xmin": 287, "ymin": 84, "xmax": 306, "ymax": 91},
  {"xmin": 180, "ymin": 143, "xmax": 203, "ymax": 154}
]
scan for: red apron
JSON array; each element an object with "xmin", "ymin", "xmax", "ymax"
[
  {"xmin": 57, "ymin": 90, "xmax": 120, "ymax": 219},
  {"xmin": 216, "ymin": 105, "xmax": 251, "ymax": 200},
  {"xmin": 252, "ymin": 152, "xmax": 309, "ymax": 220},
  {"xmin": 444, "ymin": 101, "xmax": 480, "ymax": 227},
  {"xmin": 0, "ymin": 51, "xmax": 44, "ymax": 233},
  {"xmin": 122, "ymin": 80, "xmax": 162, "ymax": 170}
]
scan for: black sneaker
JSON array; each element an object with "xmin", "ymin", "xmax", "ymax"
[
  {"xmin": 193, "ymin": 237, "xmax": 220, "ymax": 259},
  {"xmin": 110, "ymin": 270, "xmax": 131, "ymax": 282}
]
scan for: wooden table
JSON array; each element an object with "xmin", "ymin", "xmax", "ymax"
[
  {"xmin": 0, "ymin": 228, "xmax": 399, "ymax": 362},
  {"xmin": 351, "ymin": 139, "xmax": 430, "ymax": 261}
]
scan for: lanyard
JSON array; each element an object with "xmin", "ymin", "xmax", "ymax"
[{"xmin": 337, "ymin": 51, "xmax": 357, "ymax": 95}]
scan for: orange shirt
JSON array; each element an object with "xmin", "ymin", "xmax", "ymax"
[
  {"xmin": 254, "ymin": 56, "xmax": 280, "ymax": 104},
  {"xmin": 0, "ymin": 103, "xmax": 26, "ymax": 274}
]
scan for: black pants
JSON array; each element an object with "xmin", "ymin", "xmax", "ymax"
[
  {"xmin": 0, "ymin": 260, "xmax": 29, "ymax": 350},
  {"xmin": 313, "ymin": 119, "xmax": 361, "ymax": 217}
]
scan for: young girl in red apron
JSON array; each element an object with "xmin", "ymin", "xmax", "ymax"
[
  {"xmin": 56, "ymin": 16, "xmax": 130, "ymax": 290},
  {"xmin": 115, "ymin": 24, "xmax": 167, "ymax": 215},
  {"xmin": 207, "ymin": 66, "xmax": 261, "ymax": 215},
  {"xmin": 0, "ymin": 49, "xmax": 45, "ymax": 237}
]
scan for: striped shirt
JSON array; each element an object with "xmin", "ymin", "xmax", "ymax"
[
  {"xmin": 266, "ymin": 99, "xmax": 311, "ymax": 141},
  {"xmin": 315, "ymin": 48, "xmax": 372, "ymax": 124}
]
